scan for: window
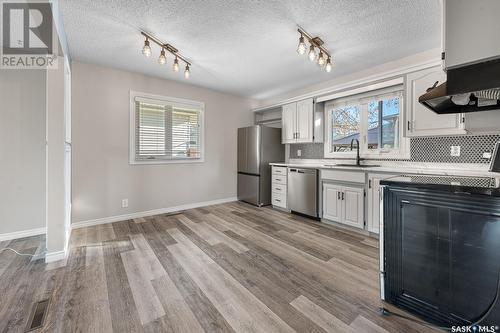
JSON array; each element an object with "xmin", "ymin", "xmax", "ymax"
[
  {"xmin": 325, "ymin": 86, "xmax": 408, "ymax": 159},
  {"xmin": 331, "ymin": 105, "xmax": 361, "ymax": 152},
  {"xmin": 130, "ymin": 92, "xmax": 204, "ymax": 164}
]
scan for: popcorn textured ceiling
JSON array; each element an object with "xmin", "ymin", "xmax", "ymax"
[{"xmin": 59, "ymin": 0, "xmax": 441, "ymax": 99}]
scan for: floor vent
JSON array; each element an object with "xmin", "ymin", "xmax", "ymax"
[
  {"xmin": 26, "ymin": 299, "xmax": 49, "ymax": 332},
  {"xmin": 164, "ymin": 211, "xmax": 184, "ymax": 217}
]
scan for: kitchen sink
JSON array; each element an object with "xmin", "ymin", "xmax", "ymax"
[{"xmin": 324, "ymin": 164, "xmax": 380, "ymax": 168}]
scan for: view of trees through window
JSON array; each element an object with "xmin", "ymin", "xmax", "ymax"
[
  {"xmin": 368, "ymin": 97, "xmax": 400, "ymax": 150},
  {"xmin": 330, "ymin": 95, "xmax": 400, "ymax": 153},
  {"xmin": 331, "ymin": 105, "xmax": 360, "ymax": 152}
]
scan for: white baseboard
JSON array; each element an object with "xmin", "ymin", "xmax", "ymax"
[
  {"xmin": 72, "ymin": 197, "xmax": 238, "ymax": 229},
  {"xmin": 0, "ymin": 227, "xmax": 46, "ymax": 242},
  {"xmin": 45, "ymin": 249, "xmax": 68, "ymax": 263}
]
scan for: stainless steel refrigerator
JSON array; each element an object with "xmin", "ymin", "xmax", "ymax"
[{"xmin": 237, "ymin": 125, "xmax": 284, "ymax": 206}]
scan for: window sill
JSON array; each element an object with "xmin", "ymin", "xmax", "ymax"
[{"xmin": 129, "ymin": 158, "xmax": 205, "ymax": 165}]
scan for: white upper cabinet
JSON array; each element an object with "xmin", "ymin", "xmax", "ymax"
[
  {"xmin": 282, "ymin": 103, "xmax": 297, "ymax": 144},
  {"xmin": 444, "ymin": 0, "xmax": 500, "ymax": 69},
  {"xmin": 281, "ymin": 98, "xmax": 320, "ymax": 144},
  {"xmin": 296, "ymin": 99, "xmax": 314, "ymax": 143},
  {"xmin": 405, "ymin": 66, "xmax": 465, "ymax": 137}
]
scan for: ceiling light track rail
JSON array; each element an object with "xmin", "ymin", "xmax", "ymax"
[
  {"xmin": 296, "ymin": 26, "xmax": 333, "ymax": 72},
  {"xmin": 297, "ymin": 27, "xmax": 330, "ymax": 59},
  {"xmin": 141, "ymin": 31, "xmax": 191, "ymax": 66},
  {"xmin": 140, "ymin": 31, "xmax": 192, "ymax": 79}
]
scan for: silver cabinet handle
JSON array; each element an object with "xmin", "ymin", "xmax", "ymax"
[
  {"xmin": 275, "ymin": 188, "xmax": 281, "ymax": 191},
  {"xmin": 342, "ymin": 192, "xmax": 345, "ymax": 200},
  {"xmin": 338, "ymin": 192, "xmax": 340, "ymax": 200},
  {"xmin": 275, "ymin": 199, "xmax": 281, "ymax": 202}
]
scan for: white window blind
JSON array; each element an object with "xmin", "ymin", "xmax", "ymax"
[{"xmin": 132, "ymin": 95, "xmax": 203, "ymax": 163}]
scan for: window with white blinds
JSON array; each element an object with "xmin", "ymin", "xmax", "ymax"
[{"xmin": 130, "ymin": 93, "xmax": 204, "ymax": 164}]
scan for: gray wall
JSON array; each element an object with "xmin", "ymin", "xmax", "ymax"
[
  {"xmin": 71, "ymin": 62, "xmax": 256, "ymax": 223},
  {"xmin": 0, "ymin": 69, "xmax": 46, "ymax": 235}
]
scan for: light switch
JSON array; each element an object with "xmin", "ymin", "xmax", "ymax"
[
  {"xmin": 122, "ymin": 199, "xmax": 129, "ymax": 208},
  {"xmin": 297, "ymin": 149, "xmax": 301, "ymax": 157},
  {"xmin": 450, "ymin": 146, "xmax": 461, "ymax": 157}
]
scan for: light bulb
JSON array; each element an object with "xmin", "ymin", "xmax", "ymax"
[
  {"xmin": 325, "ymin": 57, "xmax": 332, "ymax": 72},
  {"xmin": 317, "ymin": 51, "xmax": 326, "ymax": 66},
  {"xmin": 297, "ymin": 35, "xmax": 306, "ymax": 55},
  {"xmin": 173, "ymin": 57, "xmax": 179, "ymax": 72},
  {"xmin": 184, "ymin": 64, "xmax": 190, "ymax": 79},
  {"xmin": 158, "ymin": 48, "xmax": 166, "ymax": 65},
  {"xmin": 142, "ymin": 38, "xmax": 151, "ymax": 57},
  {"xmin": 308, "ymin": 45, "xmax": 316, "ymax": 61}
]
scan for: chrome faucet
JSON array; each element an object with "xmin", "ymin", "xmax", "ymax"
[{"xmin": 350, "ymin": 138, "xmax": 363, "ymax": 166}]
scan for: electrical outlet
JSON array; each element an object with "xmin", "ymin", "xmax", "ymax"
[
  {"xmin": 297, "ymin": 149, "xmax": 302, "ymax": 157},
  {"xmin": 483, "ymin": 152, "xmax": 492, "ymax": 159},
  {"xmin": 450, "ymin": 146, "xmax": 461, "ymax": 157},
  {"xmin": 122, "ymin": 199, "xmax": 128, "ymax": 208}
]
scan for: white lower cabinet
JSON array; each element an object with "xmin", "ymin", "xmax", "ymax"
[
  {"xmin": 322, "ymin": 183, "xmax": 364, "ymax": 229},
  {"xmin": 323, "ymin": 183, "xmax": 342, "ymax": 221},
  {"xmin": 367, "ymin": 175, "xmax": 383, "ymax": 234},
  {"xmin": 271, "ymin": 166, "xmax": 287, "ymax": 209}
]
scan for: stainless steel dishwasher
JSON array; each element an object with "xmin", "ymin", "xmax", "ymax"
[{"xmin": 288, "ymin": 168, "xmax": 318, "ymax": 218}]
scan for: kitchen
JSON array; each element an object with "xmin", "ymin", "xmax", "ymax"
[
  {"xmin": 1, "ymin": 0, "xmax": 500, "ymax": 332},
  {"xmin": 238, "ymin": 0, "xmax": 500, "ymax": 329}
]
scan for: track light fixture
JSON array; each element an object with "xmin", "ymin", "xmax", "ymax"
[
  {"xmin": 140, "ymin": 31, "xmax": 192, "ymax": 79},
  {"xmin": 296, "ymin": 26, "xmax": 333, "ymax": 73},
  {"xmin": 325, "ymin": 57, "xmax": 332, "ymax": 72},
  {"xmin": 297, "ymin": 34, "xmax": 306, "ymax": 55},
  {"xmin": 142, "ymin": 37, "xmax": 151, "ymax": 57},
  {"xmin": 317, "ymin": 51, "xmax": 326, "ymax": 67},
  {"xmin": 173, "ymin": 56, "xmax": 179, "ymax": 72},
  {"xmin": 158, "ymin": 48, "xmax": 166, "ymax": 65},
  {"xmin": 308, "ymin": 45, "xmax": 316, "ymax": 61}
]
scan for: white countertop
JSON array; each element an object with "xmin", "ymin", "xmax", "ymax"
[{"xmin": 269, "ymin": 161, "xmax": 500, "ymax": 178}]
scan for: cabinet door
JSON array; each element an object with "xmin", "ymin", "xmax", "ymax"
[
  {"xmin": 367, "ymin": 176, "xmax": 382, "ymax": 234},
  {"xmin": 281, "ymin": 103, "xmax": 296, "ymax": 144},
  {"xmin": 342, "ymin": 186, "xmax": 364, "ymax": 229},
  {"xmin": 406, "ymin": 67, "xmax": 465, "ymax": 137},
  {"xmin": 296, "ymin": 98, "xmax": 314, "ymax": 143},
  {"xmin": 323, "ymin": 183, "xmax": 342, "ymax": 222}
]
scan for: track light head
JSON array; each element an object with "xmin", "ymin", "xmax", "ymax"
[
  {"xmin": 308, "ymin": 44, "xmax": 316, "ymax": 62},
  {"xmin": 184, "ymin": 64, "xmax": 190, "ymax": 79},
  {"xmin": 158, "ymin": 48, "xmax": 166, "ymax": 65},
  {"xmin": 142, "ymin": 37, "xmax": 151, "ymax": 57},
  {"xmin": 297, "ymin": 35, "xmax": 306, "ymax": 55},
  {"xmin": 325, "ymin": 57, "xmax": 332, "ymax": 72},
  {"xmin": 317, "ymin": 51, "xmax": 326, "ymax": 66},
  {"xmin": 173, "ymin": 57, "xmax": 179, "ymax": 72}
]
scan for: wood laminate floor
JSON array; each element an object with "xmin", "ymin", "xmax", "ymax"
[{"xmin": 0, "ymin": 202, "xmax": 439, "ymax": 333}]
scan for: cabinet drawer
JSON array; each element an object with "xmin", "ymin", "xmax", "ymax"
[
  {"xmin": 272, "ymin": 166, "xmax": 287, "ymax": 175},
  {"xmin": 272, "ymin": 174, "xmax": 287, "ymax": 185},
  {"xmin": 272, "ymin": 183, "xmax": 286, "ymax": 194},
  {"xmin": 272, "ymin": 192, "xmax": 287, "ymax": 208}
]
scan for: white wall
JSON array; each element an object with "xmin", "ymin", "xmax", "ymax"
[
  {"xmin": 71, "ymin": 62, "xmax": 257, "ymax": 223},
  {"xmin": 0, "ymin": 69, "xmax": 46, "ymax": 237},
  {"xmin": 259, "ymin": 48, "xmax": 441, "ymax": 107},
  {"xmin": 46, "ymin": 56, "xmax": 67, "ymax": 256}
]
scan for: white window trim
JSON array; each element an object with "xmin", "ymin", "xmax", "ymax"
[
  {"xmin": 129, "ymin": 90, "xmax": 205, "ymax": 165},
  {"xmin": 324, "ymin": 84, "xmax": 410, "ymax": 160}
]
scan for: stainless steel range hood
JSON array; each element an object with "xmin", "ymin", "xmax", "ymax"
[{"xmin": 419, "ymin": 59, "xmax": 500, "ymax": 114}]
